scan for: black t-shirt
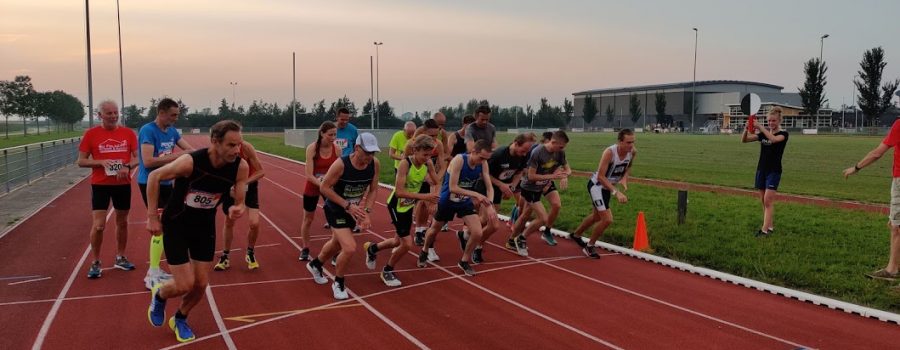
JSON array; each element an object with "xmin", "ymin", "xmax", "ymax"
[
  {"xmin": 488, "ymin": 145, "xmax": 528, "ymax": 183},
  {"xmin": 325, "ymin": 155, "xmax": 375, "ymax": 211},
  {"xmin": 756, "ymin": 130, "xmax": 789, "ymax": 173}
]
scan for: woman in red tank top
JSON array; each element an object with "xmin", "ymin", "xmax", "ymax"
[{"xmin": 299, "ymin": 122, "xmax": 338, "ymax": 260}]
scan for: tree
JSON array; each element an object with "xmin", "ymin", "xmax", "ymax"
[
  {"xmin": 0, "ymin": 75, "xmax": 37, "ymax": 138},
  {"xmin": 123, "ymin": 104, "xmax": 146, "ymax": 128},
  {"xmin": 629, "ymin": 94, "xmax": 642, "ymax": 125},
  {"xmin": 655, "ymin": 92, "xmax": 668, "ymax": 126},
  {"xmin": 34, "ymin": 90, "xmax": 84, "ymax": 131},
  {"xmin": 562, "ymin": 98, "xmax": 574, "ymax": 127},
  {"xmin": 855, "ymin": 47, "xmax": 900, "ymax": 125},
  {"xmin": 798, "ymin": 58, "xmax": 828, "ymax": 121},
  {"xmin": 582, "ymin": 94, "xmax": 598, "ymax": 126},
  {"xmin": 605, "ymin": 105, "xmax": 615, "ymax": 125}
]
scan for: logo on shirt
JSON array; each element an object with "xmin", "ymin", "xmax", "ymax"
[
  {"xmin": 541, "ymin": 160, "xmax": 558, "ymax": 170},
  {"xmin": 98, "ymin": 139, "xmax": 129, "ymax": 154},
  {"xmin": 336, "ymin": 139, "xmax": 348, "ymax": 150},
  {"xmin": 158, "ymin": 141, "xmax": 175, "ymax": 156}
]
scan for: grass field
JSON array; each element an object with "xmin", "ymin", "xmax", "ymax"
[
  {"xmin": 0, "ymin": 130, "xmax": 83, "ymax": 149},
  {"xmin": 494, "ymin": 132, "xmax": 894, "ymax": 204},
  {"xmin": 244, "ymin": 134, "xmax": 900, "ymax": 313}
]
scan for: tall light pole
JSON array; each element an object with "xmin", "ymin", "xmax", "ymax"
[
  {"xmin": 369, "ymin": 55, "xmax": 374, "ymax": 130},
  {"xmin": 373, "ymin": 42, "xmax": 383, "ymax": 129},
  {"xmin": 85, "ymin": 0, "xmax": 94, "ymax": 128},
  {"xmin": 691, "ymin": 27, "xmax": 698, "ymax": 133},
  {"xmin": 116, "ymin": 0, "xmax": 125, "ymax": 121},
  {"xmin": 817, "ymin": 34, "xmax": 829, "ymax": 129},
  {"xmin": 292, "ymin": 52, "xmax": 296, "ymax": 129},
  {"xmin": 229, "ymin": 81, "xmax": 237, "ymax": 108},
  {"xmin": 853, "ymin": 74, "xmax": 859, "ymax": 128}
]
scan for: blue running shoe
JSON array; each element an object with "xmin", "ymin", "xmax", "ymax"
[
  {"xmin": 148, "ymin": 285, "xmax": 166, "ymax": 327},
  {"xmin": 169, "ymin": 316, "xmax": 195, "ymax": 342},
  {"xmin": 510, "ymin": 206, "xmax": 519, "ymax": 224},
  {"xmin": 86, "ymin": 260, "xmax": 101, "ymax": 279}
]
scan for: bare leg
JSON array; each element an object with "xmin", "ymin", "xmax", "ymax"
[
  {"xmin": 114, "ymin": 210, "xmax": 129, "ymax": 256},
  {"xmin": 89, "ymin": 210, "xmax": 107, "ymax": 262}
]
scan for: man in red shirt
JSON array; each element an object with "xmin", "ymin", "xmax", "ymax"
[
  {"xmin": 77, "ymin": 100, "xmax": 138, "ymax": 279},
  {"xmin": 844, "ymin": 119, "xmax": 900, "ymax": 283}
]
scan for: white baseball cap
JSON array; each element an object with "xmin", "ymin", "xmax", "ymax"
[{"xmin": 356, "ymin": 132, "xmax": 381, "ymax": 153}]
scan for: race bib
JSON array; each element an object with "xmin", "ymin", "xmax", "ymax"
[
  {"xmin": 104, "ymin": 160, "xmax": 124, "ymax": 176},
  {"xmin": 346, "ymin": 197, "xmax": 362, "ymax": 205},
  {"xmin": 449, "ymin": 193, "xmax": 469, "ymax": 203},
  {"xmin": 335, "ymin": 139, "xmax": 348, "ymax": 150},
  {"xmin": 185, "ymin": 190, "xmax": 221, "ymax": 209},
  {"xmin": 159, "ymin": 149, "xmax": 172, "ymax": 157},
  {"xmin": 400, "ymin": 197, "xmax": 417, "ymax": 206},
  {"xmin": 499, "ymin": 169, "xmax": 517, "ymax": 181},
  {"xmin": 535, "ymin": 179, "xmax": 550, "ymax": 186}
]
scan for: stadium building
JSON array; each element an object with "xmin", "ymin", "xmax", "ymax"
[{"xmin": 571, "ymin": 80, "xmax": 833, "ymax": 132}]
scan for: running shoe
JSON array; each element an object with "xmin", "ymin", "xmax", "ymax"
[
  {"xmin": 352, "ymin": 226, "xmax": 361, "ymax": 233},
  {"xmin": 213, "ymin": 255, "xmax": 230, "ymax": 271},
  {"xmin": 364, "ymin": 242, "xmax": 377, "ymax": 270},
  {"xmin": 583, "ymin": 246, "xmax": 600, "ymax": 259},
  {"xmin": 458, "ymin": 261, "xmax": 476, "ymax": 276},
  {"xmin": 148, "ymin": 284, "xmax": 166, "ymax": 327},
  {"xmin": 299, "ymin": 247, "xmax": 311, "ymax": 261},
  {"xmin": 541, "ymin": 227, "xmax": 558, "ymax": 246},
  {"xmin": 515, "ymin": 236, "xmax": 528, "ymax": 257},
  {"xmin": 505, "ymin": 239, "xmax": 517, "ymax": 251},
  {"xmin": 306, "ymin": 261, "xmax": 329, "ymax": 284},
  {"xmin": 427, "ymin": 248, "xmax": 440, "ymax": 262},
  {"xmin": 456, "ymin": 230, "xmax": 469, "ymax": 251},
  {"xmin": 143, "ymin": 271, "xmax": 170, "ymax": 290},
  {"xmin": 414, "ymin": 230, "xmax": 425, "ymax": 246},
  {"xmin": 86, "ymin": 260, "xmax": 101, "ymax": 279},
  {"xmin": 169, "ymin": 316, "xmax": 195, "ymax": 343},
  {"xmin": 331, "ymin": 255, "xmax": 337, "ymax": 266},
  {"xmin": 754, "ymin": 229, "xmax": 769, "ymax": 238},
  {"xmin": 245, "ymin": 252, "xmax": 259, "ymax": 270},
  {"xmin": 417, "ymin": 251, "xmax": 429, "ymax": 268},
  {"xmin": 381, "ymin": 269, "xmax": 401, "ymax": 287},
  {"xmin": 441, "ymin": 223, "xmax": 450, "ymax": 232},
  {"xmin": 323, "ymin": 223, "xmax": 330, "ymax": 229},
  {"xmin": 472, "ymin": 248, "xmax": 484, "ymax": 264},
  {"xmin": 866, "ymin": 268, "xmax": 899, "ymax": 281},
  {"xmin": 332, "ymin": 281, "xmax": 349, "ymax": 300},
  {"xmin": 570, "ymin": 234, "xmax": 587, "ymax": 248},
  {"xmin": 114, "ymin": 256, "xmax": 136, "ymax": 271}
]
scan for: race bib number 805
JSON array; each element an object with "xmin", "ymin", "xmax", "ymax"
[{"xmin": 185, "ymin": 190, "xmax": 222, "ymax": 209}]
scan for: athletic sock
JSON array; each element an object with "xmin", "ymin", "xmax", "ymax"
[
  {"xmin": 368, "ymin": 244, "xmax": 379, "ymax": 254},
  {"xmin": 335, "ymin": 276, "xmax": 345, "ymax": 289},
  {"xmin": 149, "ymin": 235, "xmax": 164, "ymax": 270},
  {"xmin": 246, "ymin": 247, "xmax": 254, "ymax": 255},
  {"xmin": 310, "ymin": 258, "xmax": 323, "ymax": 268},
  {"xmin": 175, "ymin": 310, "xmax": 187, "ymax": 320},
  {"xmin": 384, "ymin": 265, "xmax": 393, "ymax": 272},
  {"xmin": 222, "ymin": 250, "xmax": 230, "ymax": 257}
]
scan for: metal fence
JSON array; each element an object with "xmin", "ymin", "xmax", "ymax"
[{"xmin": 0, "ymin": 137, "xmax": 81, "ymax": 195}]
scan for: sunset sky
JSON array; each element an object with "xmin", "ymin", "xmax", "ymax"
[{"xmin": 2, "ymin": 0, "xmax": 899, "ymax": 116}]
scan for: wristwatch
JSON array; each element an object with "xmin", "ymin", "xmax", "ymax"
[
  {"xmin": 365, "ymin": 207, "xmax": 371, "ymax": 213},
  {"xmin": 611, "ymin": 189, "xmax": 618, "ymax": 196}
]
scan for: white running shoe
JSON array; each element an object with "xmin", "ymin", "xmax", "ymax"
[
  {"xmin": 332, "ymin": 281, "xmax": 349, "ymax": 300},
  {"xmin": 427, "ymin": 248, "xmax": 440, "ymax": 262}
]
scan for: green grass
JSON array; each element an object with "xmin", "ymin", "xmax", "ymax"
[
  {"xmin": 495, "ymin": 133, "xmax": 894, "ymax": 204},
  {"xmin": 0, "ymin": 130, "xmax": 83, "ymax": 149},
  {"xmin": 247, "ymin": 133, "xmax": 900, "ymax": 313}
]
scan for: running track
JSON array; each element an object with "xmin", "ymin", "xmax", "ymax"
[{"xmin": 1, "ymin": 135, "xmax": 899, "ymax": 350}]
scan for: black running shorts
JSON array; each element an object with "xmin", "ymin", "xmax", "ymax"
[
  {"xmin": 221, "ymin": 182, "xmax": 260, "ymax": 214},
  {"xmin": 162, "ymin": 216, "xmax": 216, "ymax": 265},
  {"xmin": 91, "ymin": 184, "xmax": 131, "ymax": 211}
]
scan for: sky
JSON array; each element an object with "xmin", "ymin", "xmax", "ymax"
[{"xmin": 2, "ymin": 0, "xmax": 900, "ymax": 116}]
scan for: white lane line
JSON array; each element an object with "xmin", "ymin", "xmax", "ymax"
[
  {"xmin": 0, "ymin": 275, "xmax": 43, "ymax": 281},
  {"xmin": 8, "ymin": 277, "xmax": 52, "ymax": 286},
  {"xmin": 30, "ymin": 245, "xmax": 91, "ymax": 350},
  {"xmin": 260, "ymin": 211, "xmax": 430, "ymax": 350},
  {"xmin": 485, "ymin": 240, "xmax": 817, "ymax": 349},
  {"xmin": 205, "ymin": 287, "xmax": 238, "ymax": 350}
]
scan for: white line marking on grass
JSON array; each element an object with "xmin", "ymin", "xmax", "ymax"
[{"xmin": 8, "ymin": 277, "xmax": 51, "ymax": 286}]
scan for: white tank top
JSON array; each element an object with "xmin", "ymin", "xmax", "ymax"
[{"xmin": 593, "ymin": 144, "xmax": 632, "ymax": 184}]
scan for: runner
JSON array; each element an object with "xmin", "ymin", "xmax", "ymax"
[
  {"xmin": 214, "ymin": 140, "xmax": 265, "ymax": 270},
  {"xmin": 146, "ymin": 120, "xmax": 248, "ymax": 343},
  {"xmin": 509, "ymin": 131, "xmax": 552, "ymax": 226},
  {"xmin": 741, "ymin": 107, "xmax": 788, "ymax": 237},
  {"xmin": 464, "ymin": 132, "xmax": 536, "ymax": 264},
  {"xmin": 389, "ymin": 121, "xmax": 416, "ymax": 172},
  {"xmin": 417, "ymin": 140, "xmax": 493, "ymax": 276},
  {"xmin": 570, "ymin": 129, "xmax": 636, "ymax": 258},
  {"xmin": 138, "ymin": 98, "xmax": 194, "ymax": 290},
  {"xmin": 77, "ymin": 100, "xmax": 138, "ymax": 278},
  {"xmin": 465, "ymin": 105, "xmax": 498, "ymax": 151},
  {"xmin": 508, "ymin": 131, "xmax": 571, "ymax": 256},
  {"xmin": 334, "ymin": 107, "xmax": 357, "ymax": 157},
  {"xmin": 305, "ymin": 133, "xmax": 380, "ymax": 300},
  {"xmin": 298, "ymin": 122, "xmax": 338, "ymax": 261},
  {"xmin": 363, "ymin": 135, "xmax": 440, "ymax": 286},
  {"xmin": 447, "ymin": 115, "xmax": 476, "ymax": 158},
  {"xmin": 412, "ymin": 120, "xmax": 447, "ymax": 261}
]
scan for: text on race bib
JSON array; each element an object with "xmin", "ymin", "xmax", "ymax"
[
  {"xmin": 400, "ymin": 197, "xmax": 417, "ymax": 206},
  {"xmin": 335, "ymin": 139, "xmax": 348, "ymax": 150},
  {"xmin": 185, "ymin": 190, "xmax": 222, "ymax": 209},
  {"xmin": 498, "ymin": 169, "xmax": 517, "ymax": 181},
  {"xmin": 104, "ymin": 160, "xmax": 124, "ymax": 176}
]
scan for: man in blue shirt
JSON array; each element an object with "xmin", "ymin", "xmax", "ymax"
[
  {"xmin": 334, "ymin": 107, "xmax": 357, "ymax": 157},
  {"xmin": 137, "ymin": 98, "xmax": 193, "ymax": 290}
]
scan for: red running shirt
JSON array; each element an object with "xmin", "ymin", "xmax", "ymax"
[
  {"xmin": 79, "ymin": 126, "xmax": 138, "ymax": 185},
  {"xmin": 882, "ymin": 119, "xmax": 900, "ymax": 177},
  {"xmin": 303, "ymin": 144, "xmax": 339, "ymax": 196}
]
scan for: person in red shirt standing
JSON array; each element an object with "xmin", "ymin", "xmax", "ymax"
[
  {"xmin": 845, "ymin": 119, "xmax": 900, "ymax": 283},
  {"xmin": 77, "ymin": 100, "xmax": 138, "ymax": 279}
]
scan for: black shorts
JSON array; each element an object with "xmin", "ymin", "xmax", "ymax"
[
  {"xmin": 162, "ymin": 216, "xmax": 216, "ymax": 265},
  {"xmin": 139, "ymin": 183, "xmax": 173, "ymax": 208},
  {"xmin": 419, "ymin": 182, "xmax": 431, "ymax": 194},
  {"xmin": 491, "ymin": 183, "xmax": 518, "ymax": 205},
  {"xmin": 324, "ymin": 204, "xmax": 357, "ymax": 229},
  {"xmin": 222, "ymin": 182, "xmax": 260, "ymax": 214},
  {"xmin": 302, "ymin": 194, "xmax": 323, "ymax": 212},
  {"xmin": 434, "ymin": 201, "xmax": 477, "ymax": 222},
  {"xmin": 520, "ymin": 181, "xmax": 557, "ymax": 203},
  {"xmin": 91, "ymin": 184, "xmax": 131, "ymax": 211},
  {"xmin": 387, "ymin": 196, "xmax": 414, "ymax": 238},
  {"xmin": 587, "ymin": 179, "xmax": 612, "ymax": 211}
]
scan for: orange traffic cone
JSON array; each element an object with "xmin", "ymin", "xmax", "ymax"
[{"xmin": 632, "ymin": 211, "xmax": 652, "ymax": 252}]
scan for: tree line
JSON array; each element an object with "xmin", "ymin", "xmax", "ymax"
[{"xmin": 0, "ymin": 76, "xmax": 84, "ymax": 138}]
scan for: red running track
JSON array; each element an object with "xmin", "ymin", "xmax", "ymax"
[{"xmin": 1, "ymin": 136, "xmax": 898, "ymax": 350}]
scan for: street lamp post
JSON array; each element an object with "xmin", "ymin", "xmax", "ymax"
[
  {"xmin": 229, "ymin": 81, "xmax": 237, "ymax": 108},
  {"xmin": 691, "ymin": 27, "xmax": 698, "ymax": 133},
  {"xmin": 116, "ymin": 0, "xmax": 125, "ymax": 121},
  {"xmin": 373, "ymin": 42, "xmax": 383, "ymax": 129},
  {"xmin": 85, "ymin": 0, "xmax": 94, "ymax": 128},
  {"xmin": 370, "ymin": 55, "xmax": 374, "ymax": 129},
  {"xmin": 292, "ymin": 52, "xmax": 296, "ymax": 129},
  {"xmin": 853, "ymin": 74, "xmax": 859, "ymax": 128},
  {"xmin": 817, "ymin": 34, "xmax": 829, "ymax": 129}
]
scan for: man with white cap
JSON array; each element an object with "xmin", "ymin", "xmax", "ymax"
[{"xmin": 306, "ymin": 132, "xmax": 381, "ymax": 300}]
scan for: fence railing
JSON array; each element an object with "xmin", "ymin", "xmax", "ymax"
[{"xmin": 0, "ymin": 137, "xmax": 81, "ymax": 195}]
